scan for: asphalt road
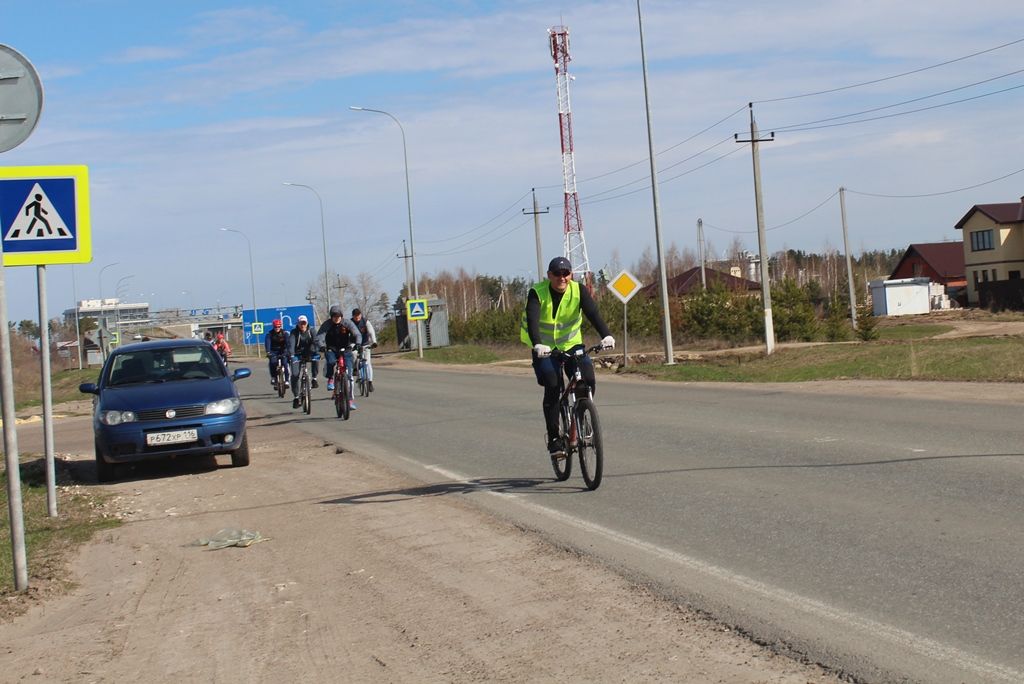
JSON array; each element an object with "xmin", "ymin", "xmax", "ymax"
[{"xmin": 241, "ymin": 363, "xmax": 1024, "ymax": 684}]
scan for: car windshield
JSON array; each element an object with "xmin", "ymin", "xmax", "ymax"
[{"xmin": 107, "ymin": 346, "xmax": 226, "ymax": 386}]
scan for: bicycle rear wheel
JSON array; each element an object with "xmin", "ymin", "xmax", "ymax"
[
  {"xmin": 551, "ymin": 404, "xmax": 572, "ymax": 481},
  {"xmin": 302, "ymin": 376, "xmax": 312, "ymax": 415},
  {"xmin": 576, "ymin": 398, "xmax": 603, "ymax": 490}
]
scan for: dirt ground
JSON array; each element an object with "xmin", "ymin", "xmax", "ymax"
[{"xmin": 1, "ymin": 406, "xmax": 843, "ymax": 683}]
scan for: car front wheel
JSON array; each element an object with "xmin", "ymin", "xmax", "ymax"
[
  {"xmin": 94, "ymin": 439, "xmax": 116, "ymax": 483},
  {"xmin": 231, "ymin": 434, "xmax": 250, "ymax": 468}
]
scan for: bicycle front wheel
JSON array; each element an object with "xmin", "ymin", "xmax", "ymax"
[
  {"xmin": 302, "ymin": 376, "xmax": 312, "ymax": 415},
  {"xmin": 340, "ymin": 375, "xmax": 351, "ymax": 420},
  {"xmin": 576, "ymin": 398, "xmax": 603, "ymax": 490},
  {"xmin": 277, "ymin": 367, "xmax": 286, "ymax": 397},
  {"xmin": 551, "ymin": 404, "xmax": 572, "ymax": 481}
]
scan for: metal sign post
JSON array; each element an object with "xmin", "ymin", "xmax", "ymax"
[
  {"xmin": 607, "ymin": 270, "xmax": 643, "ymax": 368},
  {"xmin": 37, "ymin": 266, "xmax": 57, "ymax": 516},
  {"xmin": 0, "ymin": 43, "xmax": 46, "ymax": 592}
]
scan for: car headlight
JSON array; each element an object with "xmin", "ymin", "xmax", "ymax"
[
  {"xmin": 205, "ymin": 398, "xmax": 241, "ymax": 415},
  {"xmin": 99, "ymin": 410, "xmax": 137, "ymax": 425}
]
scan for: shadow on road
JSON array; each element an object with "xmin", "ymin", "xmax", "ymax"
[
  {"xmin": 322, "ymin": 476, "xmax": 585, "ymax": 505},
  {"xmin": 605, "ymin": 451, "xmax": 1024, "ymax": 480}
]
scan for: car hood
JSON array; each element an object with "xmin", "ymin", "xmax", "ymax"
[{"xmin": 99, "ymin": 377, "xmax": 239, "ymax": 411}]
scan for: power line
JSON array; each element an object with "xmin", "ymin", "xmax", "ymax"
[
  {"xmin": 770, "ymin": 66, "xmax": 1024, "ymax": 132},
  {"xmin": 703, "ymin": 189, "xmax": 840, "ymax": 235},
  {"xmin": 580, "ymin": 143, "xmax": 749, "ymax": 207},
  {"xmin": 847, "ymin": 165, "xmax": 1024, "ymax": 198},
  {"xmin": 418, "ymin": 190, "xmax": 531, "ymax": 244},
  {"xmin": 755, "ymin": 35, "xmax": 1024, "ymax": 103},
  {"xmin": 420, "ymin": 216, "xmax": 533, "ymax": 257},
  {"xmin": 535, "ymin": 105, "xmax": 747, "ymax": 190},
  {"xmin": 774, "ymin": 81, "xmax": 1024, "ymax": 133}
]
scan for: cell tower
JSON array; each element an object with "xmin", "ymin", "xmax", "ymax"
[{"xmin": 549, "ymin": 26, "xmax": 592, "ymax": 286}]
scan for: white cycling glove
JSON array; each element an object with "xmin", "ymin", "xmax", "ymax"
[
  {"xmin": 601, "ymin": 335, "xmax": 616, "ymax": 349},
  {"xmin": 533, "ymin": 344, "xmax": 552, "ymax": 358}
]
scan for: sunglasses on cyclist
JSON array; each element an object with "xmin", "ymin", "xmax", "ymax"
[{"xmin": 551, "ymin": 269, "xmax": 572, "ymax": 278}]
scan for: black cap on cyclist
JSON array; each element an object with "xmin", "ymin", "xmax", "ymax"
[
  {"xmin": 351, "ymin": 308, "xmax": 361, "ymax": 317},
  {"xmin": 329, "ymin": 304, "xmax": 344, "ymax": 317},
  {"xmin": 547, "ymin": 256, "xmax": 572, "ymax": 274}
]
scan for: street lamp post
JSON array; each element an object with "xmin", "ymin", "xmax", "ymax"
[
  {"xmin": 220, "ymin": 228, "xmax": 261, "ymax": 358},
  {"xmin": 349, "ymin": 106, "xmax": 424, "ymax": 359},
  {"xmin": 114, "ymin": 275, "xmax": 134, "ymax": 345},
  {"xmin": 97, "ymin": 261, "xmax": 120, "ymax": 362},
  {"xmin": 283, "ymin": 182, "xmax": 331, "ymax": 318}
]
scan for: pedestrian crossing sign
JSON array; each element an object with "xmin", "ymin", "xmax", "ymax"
[
  {"xmin": 0, "ymin": 165, "xmax": 91, "ymax": 266},
  {"xmin": 251, "ymin": 322, "xmax": 264, "ymax": 335},
  {"xmin": 406, "ymin": 299, "xmax": 428, "ymax": 321}
]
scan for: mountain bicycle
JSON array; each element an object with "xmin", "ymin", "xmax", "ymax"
[
  {"xmin": 294, "ymin": 353, "xmax": 320, "ymax": 415},
  {"xmin": 550, "ymin": 344, "xmax": 607, "ymax": 490},
  {"xmin": 273, "ymin": 356, "xmax": 287, "ymax": 398},
  {"xmin": 328, "ymin": 344, "xmax": 355, "ymax": 420}
]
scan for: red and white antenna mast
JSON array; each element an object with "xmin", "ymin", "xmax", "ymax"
[{"xmin": 549, "ymin": 26, "xmax": 592, "ymax": 286}]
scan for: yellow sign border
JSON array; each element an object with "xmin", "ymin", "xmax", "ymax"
[
  {"xmin": 1, "ymin": 165, "xmax": 91, "ymax": 266},
  {"xmin": 406, "ymin": 298, "xmax": 429, "ymax": 321},
  {"xmin": 251, "ymin": 322, "xmax": 264, "ymax": 335}
]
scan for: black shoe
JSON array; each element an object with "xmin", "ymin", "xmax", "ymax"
[
  {"xmin": 368, "ymin": 380, "xmax": 374, "ymax": 393},
  {"xmin": 547, "ymin": 437, "xmax": 566, "ymax": 458},
  {"xmin": 312, "ymin": 379, "xmax": 319, "ymax": 389},
  {"xmin": 292, "ymin": 397, "xmax": 300, "ymax": 409}
]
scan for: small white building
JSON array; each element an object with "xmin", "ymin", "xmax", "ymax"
[{"xmin": 869, "ymin": 277, "xmax": 931, "ymax": 317}]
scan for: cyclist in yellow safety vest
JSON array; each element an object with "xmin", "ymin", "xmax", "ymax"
[{"xmin": 521, "ymin": 256, "xmax": 615, "ymax": 458}]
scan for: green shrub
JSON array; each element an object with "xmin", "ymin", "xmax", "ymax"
[
  {"xmin": 856, "ymin": 304, "xmax": 880, "ymax": 341},
  {"xmin": 771, "ymin": 278, "xmax": 819, "ymax": 342}
]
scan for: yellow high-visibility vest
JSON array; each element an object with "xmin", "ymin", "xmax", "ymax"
[{"xmin": 520, "ymin": 280, "xmax": 583, "ymax": 350}]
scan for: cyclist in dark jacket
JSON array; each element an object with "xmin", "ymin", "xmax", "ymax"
[
  {"xmin": 287, "ymin": 315, "xmax": 319, "ymax": 408},
  {"xmin": 316, "ymin": 304, "xmax": 362, "ymax": 407},
  {"xmin": 265, "ymin": 319, "xmax": 290, "ymax": 390}
]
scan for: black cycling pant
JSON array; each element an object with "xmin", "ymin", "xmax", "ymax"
[{"xmin": 532, "ymin": 352, "xmax": 596, "ymax": 442}]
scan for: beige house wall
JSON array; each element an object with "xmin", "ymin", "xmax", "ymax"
[{"xmin": 960, "ymin": 212, "xmax": 1024, "ymax": 304}]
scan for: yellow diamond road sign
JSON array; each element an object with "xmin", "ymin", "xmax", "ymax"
[{"xmin": 608, "ymin": 270, "xmax": 643, "ymax": 304}]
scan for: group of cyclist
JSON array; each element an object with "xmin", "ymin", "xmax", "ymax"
[
  {"xmin": 251, "ymin": 255, "xmax": 613, "ymax": 462},
  {"xmin": 264, "ymin": 305, "xmax": 377, "ymax": 410}
]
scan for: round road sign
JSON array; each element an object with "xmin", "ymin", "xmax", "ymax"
[{"xmin": 0, "ymin": 45, "xmax": 44, "ymax": 154}]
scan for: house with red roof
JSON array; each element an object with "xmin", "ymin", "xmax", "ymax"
[{"xmin": 954, "ymin": 196, "xmax": 1024, "ymax": 305}]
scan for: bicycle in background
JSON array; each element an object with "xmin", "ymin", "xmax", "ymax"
[
  {"xmin": 273, "ymin": 357, "xmax": 287, "ymax": 398},
  {"xmin": 329, "ymin": 344, "xmax": 356, "ymax": 420},
  {"xmin": 294, "ymin": 353, "xmax": 320, "ymax": 415},
  {"xmin": 355, "ymin": 344, "xmax": 371, "ymax": 397},
  {"xmin": 550, "ymin": 344, "xmax": 607, "ymax": 490}
]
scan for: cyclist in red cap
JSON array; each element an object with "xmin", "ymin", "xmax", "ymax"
[
  {"xmin": 265, "ymin": 318, "xmax": 290, "ymax": 390},
  {"xmin": 213, "ymin": 332, "xmax": 231, "ymax": 365}
]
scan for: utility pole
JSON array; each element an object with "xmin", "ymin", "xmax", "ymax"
[
  {"xmin": 397, "ymin": 240, "xmax": 412, "ymax": 299},
  {"xmin": 522, "ymin": 188, "xmax": 550, "ymax": 281},
  {"xmin": 839, "ymin": 187, "xmax": 858, "ymax": 330},
  {"xmin": 735, "ymin": 102, "xmax": 776, "ymax": 355},
  {"xmin": 697, "ymin": 218, "xmax": 707, "ymax": 290}
]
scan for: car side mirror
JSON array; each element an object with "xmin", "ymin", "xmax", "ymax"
[
  {"xmin": 232, "ymin": 368, "xmax": 251, "ymax": 381},
  {"xmin": 79, "ymin": 383, "xmax": 98, "ymax": 395}
]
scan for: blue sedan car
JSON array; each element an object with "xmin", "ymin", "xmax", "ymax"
[{"xmin": 80, "ymin": 339, "xmax": 252, "ymax": 482}]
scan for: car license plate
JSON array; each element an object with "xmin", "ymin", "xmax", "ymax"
[{"xmin": 146, "ymin": 429, "xmax": 198, "ymax": 446}]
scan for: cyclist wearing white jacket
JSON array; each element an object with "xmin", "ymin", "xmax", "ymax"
[{"xmin": 351, "ymin": 308, "xmax": 377, "ymax": 392}]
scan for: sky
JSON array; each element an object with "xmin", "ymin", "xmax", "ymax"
[{"xmin": 3, "ymin": 0, "xmax": 1024, "ymax": 324}]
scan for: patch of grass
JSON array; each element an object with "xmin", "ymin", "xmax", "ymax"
[
  {"xmin": 625, "ymin": 337, "xmax": 1024, "ymax": 383},
  {"xmin": 1, "ymin": 457, "xmax": 120, "ymax": 602},
  {"xmin": 413, "ymin": 344, "xmax": 502, "ymax": 364},
  {"xmin": 876, "ymin": 324, "xmax": 955, "ymax": 340},
  {"xmin": 16, "ymin": 368, "xmax": 99, "ymax": 411}
]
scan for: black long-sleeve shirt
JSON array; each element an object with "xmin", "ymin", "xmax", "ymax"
[{"xmin": 525, "ymin": 283, "xmax": 611, "ymax": 346}]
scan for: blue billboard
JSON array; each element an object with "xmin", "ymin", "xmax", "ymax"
[{"xmin": 242, "ymin": 305, "xmax": 316, "ymax": 346}]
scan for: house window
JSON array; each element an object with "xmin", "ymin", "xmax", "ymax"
[
  {"xmin": 973, "ymin": 270, "xmax": 980, "ymax": 286},
  {"xmin": 1010, "ymin": 271, "xmax": 1021, "ymax": 280},
  {"xmin": 982, "ymin": 271, "xmax": 989, "ymax": 282},
  {"xmin": 970, "ymin": 229, "xmax": 994, "ymax": 251},
  {"xmin": 992, "ymin": 269, "xmax": 998, "ymax": 281}
]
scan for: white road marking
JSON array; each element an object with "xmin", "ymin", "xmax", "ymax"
[{"xmin": 415, "ymin": 460, "xmax": 1022, "ymax": 683}]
